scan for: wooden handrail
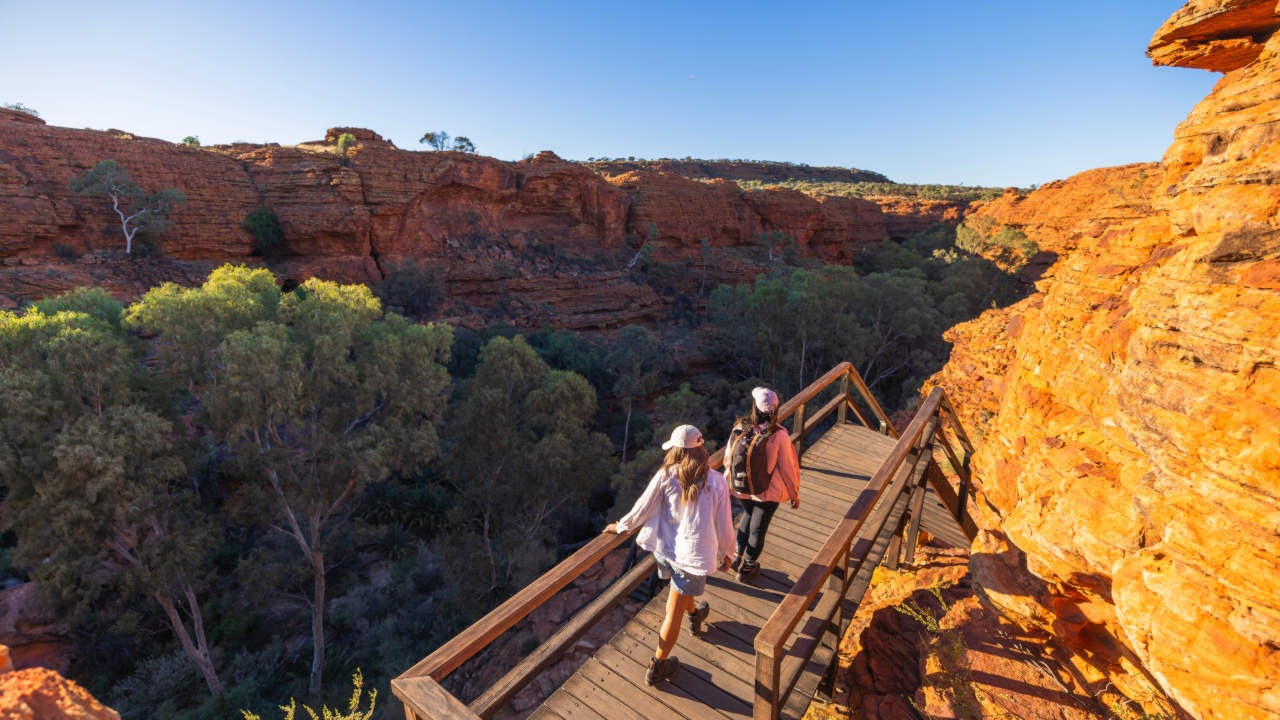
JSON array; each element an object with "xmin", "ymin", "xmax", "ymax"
[
  {"xmin": 846, "ymin": 366, "xmax": 897, "ymax": 437},
  {"xmin": 939, "ymin": 393, "xmax": 975, "ymax": 455},
  {"xmin": 775, "ymin": 362, "xmax": 852, "ymax": 423},
  {"xmin": 399, "ymin": 528, "xmax": 639, "ymax": 682},
  {"xmin": 469, "ymin": 555, "xmax": 658, "ymax": 718},
  {"xmin": 752, "ymin": 387, "xmax": 944, "ymax": 720}
]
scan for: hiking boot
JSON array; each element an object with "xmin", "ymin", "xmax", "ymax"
[
  {"xmin": 687, "ymin": 600, "xmax": 710, "ymax": 635},
  {"xmin": 736, "ymin": 560, "xmax": 760, "ymax": 583},
  {"xmin": 645, "ymin": 655, "xmax": 679, "ymax": 685}
]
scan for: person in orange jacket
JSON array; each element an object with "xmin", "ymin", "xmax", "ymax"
[{"xmin": 725, "ymin": 387, "xmax": 800, "ymax": 582}]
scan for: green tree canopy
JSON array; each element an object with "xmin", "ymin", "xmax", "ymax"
[
  {"xmin": 126, "ymin": 266, "xmax": 453, "ymax": 696},
  {"xmin": 604, "ymin": 325, "xmax": 672, "ymax": 464},
  {"xmin": 442, "ymin": 336, "xmax": 613, "ymax": 595},
  {"xmin": 0, "ymin": 303, "xmax": 223, "ymax": 697}
]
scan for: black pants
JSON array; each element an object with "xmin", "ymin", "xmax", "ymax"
[{"xmin": 736, "ymin": 499, "xmax": 779, "ymax": 565}]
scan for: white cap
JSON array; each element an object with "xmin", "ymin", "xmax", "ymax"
[
  {"xmin": 661, "ymin": 424, "xmax": 704, "ymax": 450},
  {"xmin": 752, "ymin": 387, "xmax": 779, "ymax": 413}
]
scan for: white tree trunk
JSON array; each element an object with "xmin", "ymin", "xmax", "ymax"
[
  {"xmin": 620, "ymin": 401, "xmax": 633, "ymax": 466},
  {"xmin": 155, "ymin": 590, "xmax": 222, "ymax": 696}
]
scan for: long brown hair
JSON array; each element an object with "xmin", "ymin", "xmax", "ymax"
[
  {"xmin": 734, "ymin": 405, "xmax": 781, "ymax": 434},
  {"xmin": 662, "ymin": 444, "xmax": 709, "ymax": 505}
]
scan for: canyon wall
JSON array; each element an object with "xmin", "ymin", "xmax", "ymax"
[
  {"xmin": 0, "ymin": 116, "xmax": 956, "ymax": 326},
  {"xmin": 927, "ymin": 2, "xmax": 1280, "ymax": 718}
]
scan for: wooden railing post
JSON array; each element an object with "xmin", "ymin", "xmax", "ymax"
[
  {"xmin": 902, "ymin": 417, "xmax": 939, "ymax": 566},
  {"xmin": 754, "ymin": 649, "xmax": 781, "ymax": 720},
  {"xmin": 878, "ymin": 419, "xmax": 888, "ymax": 435},
  {"xmin": 837, "ymin": 373, "xmax": 851, "ymax": 424},
  {"xmin": 792, "ymin": 402, "xmax": 807, "ymax": 457}
]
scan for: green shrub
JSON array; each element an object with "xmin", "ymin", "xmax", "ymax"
[
  {"xmin": 243, "ymin": 208, "xmax": 285, "ymax": 257},
  {"xmin": 34, "ymin": 287, "xmax": 125, "ymax": 328},
  {"xmin": 336, "ymin": 132, "xmax": 357, "ymax": 156},
  {"xmin": 2, "ymin": 102, "xmax": 38, "ymax": 117},
  {"xmin": 182, "ymin": 136, "xmax": 200, "ymax": 147}
]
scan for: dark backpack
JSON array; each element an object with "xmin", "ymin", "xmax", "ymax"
[{"xmin": 727, "ymin": 424, "xmax": 773, "ymax": 495}]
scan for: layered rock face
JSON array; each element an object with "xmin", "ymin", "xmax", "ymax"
[
  {"xmin": 865, "ymin": 196, "xmax": 970, "ymax": 240},
  {"xmin": 927, "ymin": 3, "xmax": 1280, "ymax": 718},
  {"xmin": 964, "ymin": 163, "xmax": 1161, "ymax": 257},
  {"xmin": 0, "ymin": 120, "xmax": 955, "ymax": 326}
]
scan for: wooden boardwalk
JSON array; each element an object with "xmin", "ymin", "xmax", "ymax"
[{"xmin": 528, "ymin": 423, "xmax": 968, "ymax": 720}]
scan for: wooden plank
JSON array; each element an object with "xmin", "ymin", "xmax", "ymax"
[
  {"xmin": 542, "ymin": 687, "xmax": 610, "ymax": 720},
  {"xmin": 597, "ymin": 637, "xmax": 746, "ymax": 720},
  {"xmin": 528, "ymin": 705, "xmax": 564, "ymax": 720},
  {"xmin": 470, "ymin": 555, "xmax": 657, "ymax": 717},
  {"xmin": 557, "ymin": 663, "xmax": 663, "ymax": 720},
  {"xmin": 402, "ymin": 529, "xmax": 636, "ymax": 681},
  {"xmin": 391, "ymin": 676, "xmax": 482, "ymax": 720},
  {"xmin": 622, "ymin": 610, "xmax": 755, "ymax": 701}
]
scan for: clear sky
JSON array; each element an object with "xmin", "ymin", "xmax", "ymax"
[{"xmin": 2, "ymin": 1, "xmax": 1216, "ymax": 187}]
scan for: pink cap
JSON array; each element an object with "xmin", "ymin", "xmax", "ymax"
[{"xmin": 752, "ymin": 386, "xmax": 779, "ymax": 413}]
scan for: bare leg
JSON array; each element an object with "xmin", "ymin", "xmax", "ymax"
[{"xmin": 655, "ymin": 586, "xmax": 693, "ymax": 660}]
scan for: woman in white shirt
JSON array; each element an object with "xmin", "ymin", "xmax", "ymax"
[{"xmin": 605, "ymin": 424, "xmax": 736, "ymax": 685}]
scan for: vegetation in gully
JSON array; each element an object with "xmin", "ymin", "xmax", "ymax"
[{"xmin": 0, "ymin": 218, "xmax": 1028, "ymax": 719}]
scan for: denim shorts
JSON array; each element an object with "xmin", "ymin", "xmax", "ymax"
[{"xmin": 654, "ymin": 556, "xmax": 707, "ymax": 597}]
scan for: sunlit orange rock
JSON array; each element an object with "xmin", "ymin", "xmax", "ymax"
[
  {"xmin": 964, "ymin": 163, "xmax": 1161, "ymax": 256},
  {"xmin": 865, "ymin": 196, "xmax": 968, "ymax": 239},
  {"xmin": 0, "ymin": 665, "xmax": 119, "ymax": 720},
  {"xmin": 929, "ymin": 3, "xmax": 1280, "ymax": 718},
  {"xmin": 1148, "ymin": 0, "xmax": 1280, "ymax": 71}
]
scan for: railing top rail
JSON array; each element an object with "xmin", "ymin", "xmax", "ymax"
[
  {"xmin": 846, "ymin": 368, "xmax": 897, "ymax": 437},
  {"xmin": 774, "ymin": 362, "xmax": 851, "ymax": 423},
  {"xmin": 400, "ymin": 527, "xmax": 638, "ymax": 681},
  {"xmin": 939, "ymin": 393, "xmax": 976, "ymax": 455},
  {"xmin": 754, "ymin": 386, "xmax": 943, "ymax": 657}
]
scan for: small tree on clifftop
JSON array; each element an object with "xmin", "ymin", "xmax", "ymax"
[
  {"xmin": 419, "ymin": 131, "xmax": 477, "ymax": 153},
  {"xmin": 2, "ymin": 102, "xmax": 39, "ymax": 117},
  {"xmin": 69, "ymin": 160, "xmax": 185, "ymax": 254}
]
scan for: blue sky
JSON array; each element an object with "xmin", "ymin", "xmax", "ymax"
[{"xmin": 2, "ymin": 1, "xmax": 1215, "ymax": 186}]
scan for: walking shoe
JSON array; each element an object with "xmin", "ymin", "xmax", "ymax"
[
  {"xmin": 645, "ymin": 655, "xmax": 680, "ymax": 685},
  {"xmin": 687, "ymin": 600, "xmax": 710, "ymax": 635},
  {"xmin": 736, "ymin": 560, "xmax": 760, "ymax": 583}
]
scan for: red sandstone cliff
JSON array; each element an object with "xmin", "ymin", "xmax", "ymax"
[
  {"xmin": 926, "ymin": 3, "xmax": 1280, "ymax": 718},
  {"xmin": 0, "ymin": 117, "xmax": 954, "ymax": 325}
]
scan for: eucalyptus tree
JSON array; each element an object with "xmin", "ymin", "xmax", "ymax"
[
  {"xmin": 126, "ymin": 265, "xmax": 453, "ymax": 696},
  {"xmin": 604, "ymin": 325, "xmax": 672, "ymax": 465},
  {"xmin": 0, "ymin": 301, "xmax": 224, "ymax": 696},
  {"xmin": 68, "ymin": 160, "xmax": 185, "ymax": 254},
  {"xmin": 443, "ymin": 336, "xmax": 613, "ymax": 594}
]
